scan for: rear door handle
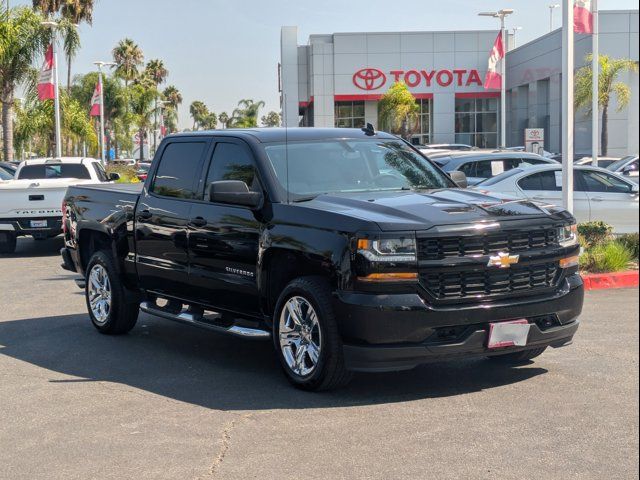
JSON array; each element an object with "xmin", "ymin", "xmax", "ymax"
[
  {"xmin": 189, "ymin": 216, "xmax": 207, "ymax": 228},
  {"xmin": 591, "ymin": 196, "xmax": 604, "ymax": 202},
  {"xmin": 138, "ymin": 209, "xmax": 152, "ymax": 220}
]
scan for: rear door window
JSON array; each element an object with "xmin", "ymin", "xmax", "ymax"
[
  {"xmin": 518, "ymin": 171, "xmax": 561, "ymax": 191},
  {"xmin": 151, "ymin": 142, "xmax": 207, "ymax": 199}
]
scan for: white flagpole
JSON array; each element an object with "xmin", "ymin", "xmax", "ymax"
[
  {"xmin": 591, "ymin": 0, "xmax": 599, "ymax": 165},
  {"xmin": 500, "ymin": 16, "xmax": 507, "ymax": 149},
  {"xmin": 562, "ymin": 0, "xmax": 575, "ymax": 213},
  {"xmin": 52, "ymin": 33, "xmax": 62, "ymax": 158},
  {"xmin": 98, "ymin": 66, "xmax": 105, "ymax": 163}
]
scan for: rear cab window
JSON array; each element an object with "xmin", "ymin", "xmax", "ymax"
[{"xmin": 17, "ymin": 163, "xmax": 92, "ymax": 180}]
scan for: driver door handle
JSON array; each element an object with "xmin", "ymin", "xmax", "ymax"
[
  {"xmin": 138, "ymin": 209, "xmax": 152, "ymax": 220},
  {"xmin": 189, "ymin": 216, "xmax": 207, "ymax": 228},
  {"xmin": 591, "ymin": 196, "xmax": 604, "ymax": 202}
]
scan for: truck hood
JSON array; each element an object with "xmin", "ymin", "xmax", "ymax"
[{"xmin": 300, "ymin": 189, "xmax": 568, "ymax": 231}]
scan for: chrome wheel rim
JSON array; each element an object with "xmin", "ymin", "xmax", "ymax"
[
  {"xmin": 279, "ymin": 296, "xmax": 322, "ymax": 377},
  {"xmin": 88, "ymin": 264, "xmax": 111, "ymax": 324}
]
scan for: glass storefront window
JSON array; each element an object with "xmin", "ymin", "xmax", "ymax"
[
  {"xmin": 454, "ymin": 97, "xmax": 499, "ymax": 148},
  {"xmin": 334, "ymin": 101, "xmax": 365, "ymax": 128},
  {"xmin": 410, "ymin": 98, "xmax": 432, "ymax": 145}
]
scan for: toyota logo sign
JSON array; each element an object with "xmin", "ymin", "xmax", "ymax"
[{"xmin": 352, "ymin": 68, "xmax": 386, "ymax": 91}]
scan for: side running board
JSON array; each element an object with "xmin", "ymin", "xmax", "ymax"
[{"xmin": 139, "ymin": 301, "xmax": 271, "ymax": 340}]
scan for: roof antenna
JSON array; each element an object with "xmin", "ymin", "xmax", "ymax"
[
  {"xmin": 361, "ymin": 122, "xmax": 376, "ymax": 136},
  {"xmin": 283, "ymin": 93, "xmax": 290, "ymax": 204}
]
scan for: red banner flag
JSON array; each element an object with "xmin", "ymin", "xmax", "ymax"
[
  {"xmin": 574, "ymin": 0, "xmax": 594, "ymax": 34},
  {"xmin": 37, "ymin": 45, "xmax": 55, "ymax": 101},
  {"xmin": 484, "ymin": 32, "xmax": 504, "ymax": 90},
  {"xmin": 90, "ymin": 83, "xmax": 101, "ymax": 117}
]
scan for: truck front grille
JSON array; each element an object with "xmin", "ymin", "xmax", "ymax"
[
  {"xmin": 420, "ymin": 262, "xmax": 560, "ymax": 301},
  {"xmin": 417, "ymin": 228, "xmax": 558, "ymax": 261}
]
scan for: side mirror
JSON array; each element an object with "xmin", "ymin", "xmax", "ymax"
[
  {"xmin": 108, "ymin": 172, "xmax": 120, "ymax": 181},
  {"xmin": 449, "ymin": 171, "xmax": 468, "ymax": 189},
  {"xmin": 208, "ymin": 180, "xmax": 262, "ymax": 208},
  {"xmin": 623, "ymin": 165, "xmax": 637, "ymax": 175}
]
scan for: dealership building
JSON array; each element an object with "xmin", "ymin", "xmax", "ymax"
[{"xmin": 280, "ymin": 9, "xmax": 638, "ymax": 155}]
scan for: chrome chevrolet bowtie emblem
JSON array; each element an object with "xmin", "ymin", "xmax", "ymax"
[{"xmin": 487, "ymin": 252, "xmax": 520, "ymax": 268}]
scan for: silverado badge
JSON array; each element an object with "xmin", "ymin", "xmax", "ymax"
[{"xmin": 487, "ymin": 252, "xmax": 520, "ymax": 269}]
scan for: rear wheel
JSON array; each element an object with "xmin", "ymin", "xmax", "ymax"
[
  {"xmin": 488, "ymin": 346, "xmax": 547, "ymax": 364},
  {"xmin": 0, "ymin": 232, "xmax": 17, "ymax": 254},
  {"xmin": 273, "ymin": 276, "xmax": 352, "ymax": 391},
  {"xmin": 85, "ymin": 250, "xmax": 139, "ymax": 334}
]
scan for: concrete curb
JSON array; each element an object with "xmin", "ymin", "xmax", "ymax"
[{"xmin": 582, "ymin": 271, "xmax": 639, "ymax": 290}]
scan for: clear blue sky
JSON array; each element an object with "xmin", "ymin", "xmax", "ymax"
[{"xmin": 13, "ymin": 0, "xmax": 637, "ymax": 128}]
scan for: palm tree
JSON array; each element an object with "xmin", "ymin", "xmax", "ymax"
[
  {"xmin": 162, "ymin": 85, "xmax": 182, "ymax": 123},
  {"xmin": 261, "ymin": 111, "xmax": 281, "ymax": 127},
  {"xmin": 0, "ymin": 7, "xmax": 48, "ymax": 161},
  {"xmin": 218, "ymin": 111, "xmax": 229, "ymax": 129},
  {"xmin": 575, "ymin": 54, "xmax": 639, "ymax": 156},
  {"xmin": 229, "ymin": 99, "xmax": 265, "ymax": 128},
  {"xmin": 200, "ymin": 112, "xmax": 218, "ymax": 130},
  {"xmin": 130, "ymin": 83, "xmax": 157, "ymax": 161},
  {"xmin": 189, "ymin": 100, "xmax": 208, "ymax": 130},
  {"xmin": 112, "ymin": 38, "xmax": 144, "ymax": 88},
  {"xmin": 32, "ymin": 0, "xmax": 63, "ymax": 16},
  {"xmin": 60, "ymin": 0, "xmax": 94, "ymax": 92},
  {"xmin": 144, "ymin": 59, "xmax": 168, "ymax": 87}
]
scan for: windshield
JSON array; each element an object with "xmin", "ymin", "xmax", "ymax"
[
  {"xmin": 0, "ymin": 167, "xmax": 13, "ymax": 180},
  {"xmin": 17, "ymin": 163, "xmax": 91, "ymax": 180},
  {"xmin": 607, "ymin": 155, "xmax": 637, "ymax": 171},
  {"xmin": 264, "ymin": 139, "xmax": 453, "ymax": 199}
]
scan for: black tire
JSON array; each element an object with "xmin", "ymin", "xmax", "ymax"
[
  {"xmin": 0, "ymin": 232, "xmax": 17, "ymax": 254},
  {"xmin": 85, "ymin": 250, "xmax": 139, "ymax": 334},
  {"xmin": 488, "ymin": 346, "xmax": 547, "ymax": 364},
  {"xmin": 273, "ymin": 276, "xmax": 352, "ymax": 391}
]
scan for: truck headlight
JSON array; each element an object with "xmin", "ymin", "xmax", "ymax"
[
  {"xmin": 558, "ymin": 224, "xmax": 578, "ymax": 248},
  {"xmin": 355, "ymin": 236, "xmax": 418, "ymax": 282}
]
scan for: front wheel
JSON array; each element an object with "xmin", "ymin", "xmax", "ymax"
[
  {"xmin": 0, "ymin": 232, "xmax": 17, "ymax": 254},
  {"xmin": 273, "ymin": 277, "xmax": 352, "ymax": 391},
  {"xmin": 85, "ymin": 250, "xmax": 139, "ymax": 334}
]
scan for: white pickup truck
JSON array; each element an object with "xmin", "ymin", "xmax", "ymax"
[{"xmin": 0, "ymin": 157, "xmax": 116, "ymax": 254}]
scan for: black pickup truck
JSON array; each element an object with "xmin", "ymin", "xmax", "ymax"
[{"xmin": 61, "ymin": 128, "xmax": 583, "ymax": 391}]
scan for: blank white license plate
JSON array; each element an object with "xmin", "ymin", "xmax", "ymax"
[
  {"xmin": 30, "ymin": 220, "xmax": 48, "ymax": 228},
  {"xmin": 488, "ymin": 319, "xmax": 531, "ymax": 349}
]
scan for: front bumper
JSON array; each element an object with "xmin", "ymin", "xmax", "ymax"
[{"xmin": 336, "ymin": 273, "xmax": 583, "ymax": 372}]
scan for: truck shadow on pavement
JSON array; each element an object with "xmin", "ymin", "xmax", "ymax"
[
  {"xmin": 0, "ymin": 313, "xmax": 547, "ymax": 410},
  {"xmin": 5, "ymin": 236, "xmax": 65, "ymax": 259}
]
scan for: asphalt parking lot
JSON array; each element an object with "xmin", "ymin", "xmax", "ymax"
[{"xmin": 0, "ymin": 237, "xmax": 638, "ymax": 480}]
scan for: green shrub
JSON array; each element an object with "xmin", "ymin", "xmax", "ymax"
[
  {"xmin": 105, "ymin": 164, "xmax": 140, "ymax": 184},
  {"xmin": 580, "ymin": 241, "xmax": 633, "ymax": 273},
  {"xmin": 617, "ymin": 233, "xmax": 639, "ymax": 259},
  {"xmin": 577, "ymin": 221, "xmax": 613, "ymax": 249}
]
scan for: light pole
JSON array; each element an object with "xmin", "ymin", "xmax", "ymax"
[
  {"xmin": 549, "ymin": 4, "xmax": 560, "ymax": 32},
  {"xmin": 41, "ymin": 21, "xmax": 62, "ymax": 158},
  {"xmin": 94, "ymin": 61, "xmax": 116, "ymax": 163},
  {"xmin": 479, "ymin": 8, "xmax": 514, "ymax": 149},
  {"xmin": 561, "ymin": 0, "xmax": 575, "ymax": 213},
  {"xmin": 511, "ymin": 26, "xmax": 523, "ymax": 48},
  {"xmin": 591, "ymin": 0, "xmax": 599, "ymax": 165}
]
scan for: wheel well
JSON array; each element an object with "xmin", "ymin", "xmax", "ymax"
[
  {"xmin": 79, "ymin": 229, "xmax": 112, "ymax": 272},
  {"xmin": 262, "ymin": 249, "xmax": 332, "ymax": 318}
]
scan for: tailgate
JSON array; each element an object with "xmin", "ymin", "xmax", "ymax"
[{"xmin": 0, "ymin": 185, "xmax": 67, "ymax": 219}]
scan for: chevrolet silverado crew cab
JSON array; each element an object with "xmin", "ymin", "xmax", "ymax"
[
  {"xmin": 0, "ymin": 157, "xmax": 116, "ymax": 254},
  {"xmin": 60, "ymin": 128, "xmax": 583, "ymax": 391}
]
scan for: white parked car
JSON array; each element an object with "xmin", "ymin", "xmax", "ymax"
[
  {"xmin": 0, "ymin": 157, "xmax": 116, "ymax": 254},
  {"xmin": 607, "ymin": 155, "xmax": 639, "ymax": 184},
  {"xmin": 473, "ymin": 164, "xmax": 639, "ymax": 234}
]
